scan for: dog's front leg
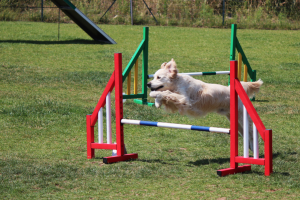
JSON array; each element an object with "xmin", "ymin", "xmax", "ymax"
[{"xmin": 149, "ymin": 91, "xmax": 163, "ymax": 108}]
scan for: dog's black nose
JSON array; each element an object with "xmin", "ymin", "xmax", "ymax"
[{"xmin": 147, "ymin": 82, "xmax": 151, "ymax": 88}]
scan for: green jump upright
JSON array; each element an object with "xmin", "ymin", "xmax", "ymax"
[
  {"xmin": 229, "ymin": 24, "xmax": 257, "ymax": 100},
  {"xmin": 122, "ymin": 27, "xmax": 153, "ymax": 106}
]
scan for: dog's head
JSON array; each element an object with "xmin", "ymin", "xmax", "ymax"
[{"xmin": 147, "ymin": 59, "xmax": 178, "ymax": 91}]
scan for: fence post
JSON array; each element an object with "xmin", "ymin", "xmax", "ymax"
[
  {"xmin": 41, "ymin": 0, "xmax": 43, "ymax": 22},
  {"xmin": 222, "ymin": 0, "xmax": 225, "ymax": 25}
]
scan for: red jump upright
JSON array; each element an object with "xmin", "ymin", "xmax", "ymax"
[
  {"xmin": 86, "ymin": 53, "xmax": 138, "ymax": 163},
  {"xmin": 217, "ymin": 60, "xmax": 272, "ymax": 176}
]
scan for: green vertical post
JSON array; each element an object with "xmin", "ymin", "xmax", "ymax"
[
  {"xmin": 229, "ymin": 24, "xmax": 237, "ymax": 85},
  {"xmin": 250, "ymin": 70, "xmax": 256, "ymax": 101},
  {"xmin": 230, "ymin": 24, "xmax": 237, "ymax": 61},
  {"xmin": 142, "ymin": 27, "xmax": 149, "ymax": 103},
  {"xmin": 251, "ymin": 70, "xmax": 256, "ymax": 83}
]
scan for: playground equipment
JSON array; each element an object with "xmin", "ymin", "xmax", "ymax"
[
  {"xmin": 123, "ymin": 25, "xmax": 257, "ymax": 106},
  {"xmin": 50, "ymin": 0, "xmax": 116, "ymax": 44},
  {"xmin": 86, "ymin": 53, "xmax": 273, "ymax": 176}
]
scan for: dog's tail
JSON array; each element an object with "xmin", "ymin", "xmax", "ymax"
[{"xmin": 241, "ymin": 79, "xmax": 263, "ymax": 99}]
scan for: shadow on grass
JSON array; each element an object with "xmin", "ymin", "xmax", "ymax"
[
  {"xmin": 0, "ymin": 39, "xmax": 111, "ymax": 45},
  {"xmin": 188, "ymin": 157, "xmax": 229, "ymax": 166},
  {"xmin": 188, "ymin": 152, "xmax": 282, "ymax": 166}
]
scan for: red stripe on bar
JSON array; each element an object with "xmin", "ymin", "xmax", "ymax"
[
  {"xmin": 235, "ymin": 157, "xmax": 265, "ymax": 165},
  {"xmin": 91, "ymin": 143, "xmax": 117, "ymax": 150}
]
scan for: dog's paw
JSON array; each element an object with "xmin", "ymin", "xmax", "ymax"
[
  {"xmin": 155, "ymin": 98, "xmax": 162, "ymax": 108},
  {"xmin": 150, "ymin": 91, "xmax": 159, "ymax": 98}
]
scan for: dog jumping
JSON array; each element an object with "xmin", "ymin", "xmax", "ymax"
[{"xmin": 147, "ymin": 59, "xmax": 263, "ymax": 151}]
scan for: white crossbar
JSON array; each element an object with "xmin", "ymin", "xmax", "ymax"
[{"xmin": 121, "ymin": 119, "xmax": 230, "ymax": 134}]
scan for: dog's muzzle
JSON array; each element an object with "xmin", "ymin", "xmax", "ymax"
[{"xmin": 147, "ymin": 82, "xmax": 164, "ymax": 91}]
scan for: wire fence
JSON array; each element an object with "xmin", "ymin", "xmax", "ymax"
[{"xmin": 1, "ymin": 0, "xmax": 300, "ymax": 28}]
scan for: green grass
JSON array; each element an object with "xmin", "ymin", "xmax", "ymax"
[{"xmin": 1, "ymin": 21, "xmax": 300, "ymax": 199}]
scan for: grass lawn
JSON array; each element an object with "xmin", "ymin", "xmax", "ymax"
[{"xmin": 1, "ymin": 21, "xmax": 300, "ymax": 199}]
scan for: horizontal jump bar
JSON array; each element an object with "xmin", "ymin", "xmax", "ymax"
[
  {"xmin": 147, "ymin": 71, "xmax": 230, "ymax": 79},
  {"xmin": 121, "ymin": 119, "xmax": 230, "ymax": 134}
]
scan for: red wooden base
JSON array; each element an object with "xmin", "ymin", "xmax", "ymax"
[
  {"xmin": 217, "ymin": 165, "xmax": 251, "ymax": 177},
  {"xmin": 103, "ymin": 153, "xmax": 138, "ymax": 164}
]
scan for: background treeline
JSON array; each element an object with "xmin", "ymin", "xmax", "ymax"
[{"xmin": 1, "ymin": 0, "xmax": 300, "ymax": 29}]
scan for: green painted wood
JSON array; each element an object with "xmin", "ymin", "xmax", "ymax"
[
  {"xmin": 230, "ymin": 24, "xmax": 237, "ymax": 61},
  {"xmin": 202, "ymin": 72, "xmax": 217, "ymax": 75},
  {"xmin": 123, "ymin": 94, "xmax": 144, "ymax": 99},
  {"xmin": 236, "ymin": 39, "xmax": 254, "ymax": 78},
  {"xmin": 122, "ymin": 40, "xmax": 145, "ymax": 82},
  {"xmin": 250, "ymin": 70, "xmax": 256, "ymax": 101},
  {"xmin": 229, "ymin": 24, "xmax": 237, "ymax": 85},
  {"xmin": 142, "ymin": 27, "xmax": 149, "ymax": 102},
  {"xmin": 134, "ymin": 99, "xmax": 154, "ymax": 106}
]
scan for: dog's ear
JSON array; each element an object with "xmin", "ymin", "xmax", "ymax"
[
  {"xmin": 165, "ymin": 59, "xmax": 178, "ymax": 79},
  {"xmin": 160, "ymin": 62, "xmax": 167, "ymax": 69}
]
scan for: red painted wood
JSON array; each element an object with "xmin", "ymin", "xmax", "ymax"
[
  {"xmin": 91, "ymin": 72, "xmax": 115, "ymax": 126},
  {"xmin": 103, "ymin": 153, "xmax": 138, "ymax": 164},
  {"xmin": 230, "ymin": 61, "xmax": 239, "ymax": 170},
  {"xmin": 86, "ymin": 115, "xmax": 95, "ymax": 159},
  {"xmin": 114, "ymin": 53, "xmax": 125, "ymax": 156},
  {"xmin": 217, "ymin": 165, "xmax": 251, "ymax": 177},
  {"xmin": 218, "ymin": 60, "xmax": 272, "ymax": 176},
  {"xmin": 264, "ymin": 129, "xmax": 273, "ymax": 176},
  {"xmin": 90, "ymin": 143, "xmax": 117, "ymax": 150},
  {"xmin": 235, "ymin": 157, "xmax": 265, "ymax": 165},
  {"xmin": 235, "ymin": 79, "xmax": 266, "ymax": 141}
]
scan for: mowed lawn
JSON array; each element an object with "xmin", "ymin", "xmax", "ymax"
[{"xmin": 1, "ymin": 21, "xmax": 300, "ymax": 199}]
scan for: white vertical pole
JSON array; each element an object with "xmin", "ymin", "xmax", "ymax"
[
  {"xmin": 98, "ymin": 108, "xmax": 103, "ymax": 143},
  {"xmin": 106, "ymin": 92, "xmax": 112, "ymax": 144},
  {"xmin": 243, "ymin": 105, "xmax": 249, "ymax": 158},
  {"xmin": 253, "ymin": 123, "xmax": 259, "ymax": 159}
]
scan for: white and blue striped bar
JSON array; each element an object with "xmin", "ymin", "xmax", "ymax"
[
  {"xmin": 121, "ymin": 119, "xmax": 230, "ymax": 134},
  {"xmin": 147, "ymin": 71, "xmax": 230, "ymax": 79}
]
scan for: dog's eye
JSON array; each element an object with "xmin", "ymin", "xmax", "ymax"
[{"xmin": 157, "ymin": 76, "xmax": 161, "ymax": 79}]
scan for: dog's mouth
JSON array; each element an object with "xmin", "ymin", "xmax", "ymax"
[{"xmin": 151, "ymin": 86, "xmax": 164, "ymax": 91}]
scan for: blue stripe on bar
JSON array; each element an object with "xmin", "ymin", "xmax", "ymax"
[
  {"xmin": 191, "ymin": 125, "xmax": 210, "ymax": 132},
  {"xmin": 140, "ymin": 121, "xmax": 158, "ymax": 126}
]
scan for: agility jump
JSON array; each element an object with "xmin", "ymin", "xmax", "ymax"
[
  {"xmin": 122, "ymin": 25, "xmax": 257, "ymax": 107},
  {"xmin": 86, "ymin": 53, "xmax": 272, "ymax": 176}
]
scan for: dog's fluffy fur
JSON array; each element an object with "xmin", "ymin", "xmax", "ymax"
[{"xmin": 147, "ymin": 59, "xmax": 263, "ymax": 151}]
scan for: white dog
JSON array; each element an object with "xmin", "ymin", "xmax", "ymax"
[{"xmin": 147, "ymin": 59, "xmax": 263, "ymax": 151}]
